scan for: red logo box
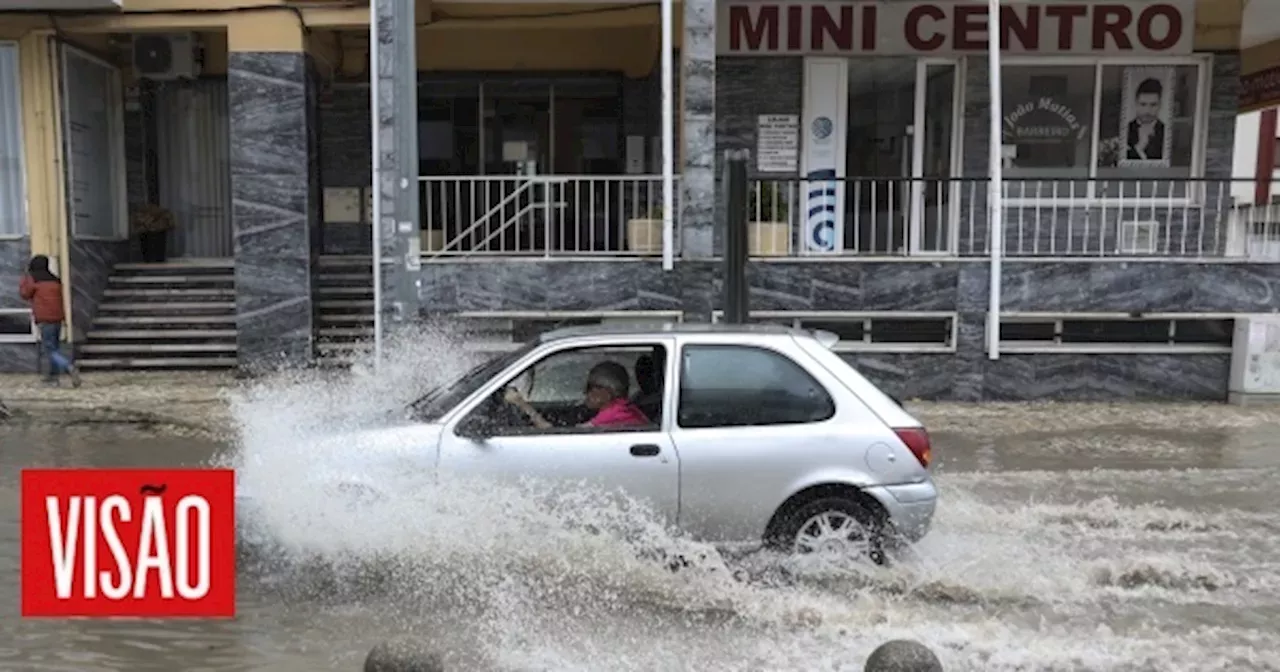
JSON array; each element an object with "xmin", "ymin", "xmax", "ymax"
[{"xmin": 21, "ymin": 468, "xmax": 236, "ymax": 618}]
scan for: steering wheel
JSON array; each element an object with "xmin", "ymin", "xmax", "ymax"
[{"xmin": 492, "ymin": 386, "xmax": 532, "ymax": 426}]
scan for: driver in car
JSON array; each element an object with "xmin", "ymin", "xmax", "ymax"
[{"xmin": 504, "ymin": 361, "xmax": 650, "ymax": 429}]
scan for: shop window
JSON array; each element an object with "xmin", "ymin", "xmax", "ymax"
[
  {"xmin": 1000, "ymin": 59, "xmax": 1207, "ymax": 201},
  {"xmin": 0, "ymin": 308, "xmax": 34, "ymax": 343},
  {"xmin": 1094, "ymin": 65, "xmax": 1200, "ymax": 198},
  {"xmin": 1000, "ymin": 321, "xmax": 1055, "ymax": 342},
  {"xmin": 0, "ymin": 42, "xmax": 24, "ymax": 238},
  {"xmin": 998, "ymin": 317, "xmax": 1233, "ymax": 350},
  {"xmin": 1001, "ymin": 65, "xmax": 1096, "ymax": 181},
  {"xmin": 714, "ymin": 312, "xmax": 955, "ymax": 350},
  {"xmin": 1061, "ymin": 319, "xmax": 1169, "ymax": 344},
  {"xmin": 1171, "ymin": 319, "xmax": 1232, "ymax": 346}
]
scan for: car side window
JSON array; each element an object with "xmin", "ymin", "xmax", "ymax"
[
  {"xmin": 462, "ymin": 342, "xmax": 669, "ymax": 436},
  {"xmin": 677, "ymin": 345, "xmax": 835, "ymax": 429}
]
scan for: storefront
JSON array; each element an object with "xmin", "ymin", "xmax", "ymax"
[{"xmin": 715, "ymin": 0, "xmax": 1214, "ymax": 257}]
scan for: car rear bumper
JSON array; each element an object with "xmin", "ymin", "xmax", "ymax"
[{"xmin": 864, "ymin": 480, "xmax": 937, "ymax": 542}]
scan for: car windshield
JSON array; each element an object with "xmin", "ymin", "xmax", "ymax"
[{"xmin": 407, "ymin": 341, "xmax": 537, "ymax": 421}]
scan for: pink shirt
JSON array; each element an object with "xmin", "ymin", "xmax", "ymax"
[{"xmin": 587, "ymin": 398, "xmax": 651, "ymax": 428}]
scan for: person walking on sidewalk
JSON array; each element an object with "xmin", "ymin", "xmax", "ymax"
[{"xmin": 19, "ymin": 255, "xmax": 81, "ymax": 387}]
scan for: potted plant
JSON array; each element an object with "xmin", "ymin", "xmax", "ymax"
[
  {"xmin": 626, "ymin": 204, "xmax": 664, "ymax": 255},
  {"xmin": 747, "ymin": 182, "xmax": 791, "ymax": 256},
  {"xmin": 130, "ymin": 204, "xmax": 175, "ymax": 263}
]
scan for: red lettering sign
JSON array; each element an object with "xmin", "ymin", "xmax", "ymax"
[
  {"xmin": 21, "ymin": 468, "xmax": 236, "ymax": 618},
  {"xmin": 718, "ymin": 1, "xmax": 1191, "ymax": 55}
]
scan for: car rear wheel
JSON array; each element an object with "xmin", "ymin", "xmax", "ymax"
[{"xmin": 768, "ymin": 496, "xmax": 888, "ymax": 566}]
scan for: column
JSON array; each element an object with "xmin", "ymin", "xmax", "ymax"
[
  {"xmin": 680, "ymin": 0, "xmax": 716, "ymax": 258},
  {"xmin": 226, "ymin": 15, "xmax": 321, "ymax": 371},
  {"xmin": 373, "ymin": 0, "xmax": 421, "ymax": 327}
]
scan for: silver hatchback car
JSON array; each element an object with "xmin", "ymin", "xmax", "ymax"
[{"xmin": 246, "ymin": 323, "xmax": 938, "ymax": 564}]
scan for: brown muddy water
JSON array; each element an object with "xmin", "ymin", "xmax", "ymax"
[{"xmin": 0, "ymin": 414, "xmax": 1277, "ymax": 672}]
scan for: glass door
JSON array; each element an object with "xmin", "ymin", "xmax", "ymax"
[
  {"xmin": 910, "ymin": 60, "xmax": 961, "ymax": 254},
  {"xmin": 845, "ymin": 57, "xmax": 917, "ymax": 254}
]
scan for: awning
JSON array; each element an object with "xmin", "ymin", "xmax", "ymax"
[
  {"xmin": 0, "ymin": 0, "xmax": 120, "ymax": 8},
  {"xmin": 1239, "ymin": 0, "xmax": 1280, "ymax": 112}
]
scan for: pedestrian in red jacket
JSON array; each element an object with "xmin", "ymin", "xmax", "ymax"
[{"xmin": 19, "ymin": 255, "xmax": 80, "ymax": 387}]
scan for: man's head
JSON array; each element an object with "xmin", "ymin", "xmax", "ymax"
[
  {"xmin": 584, "ymin": 361, "xmax": 630, "ymax": 410},
  {"xmin": 1133, "ymin": 78, "xmax": 1163, "ymax": 125}
]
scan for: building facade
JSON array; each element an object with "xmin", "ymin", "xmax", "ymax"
[{"xmin": 2, "ymin": 0, "xmax": 1280, "ymax": 401}]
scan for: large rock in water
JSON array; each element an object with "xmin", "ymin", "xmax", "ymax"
[
  {"xmin": 364, "ymin": 638, "xmax": 447, "ymax": 672},
  {"xmin": 864, "ymin": 639, "xmax": 944, "ymax": 672}
]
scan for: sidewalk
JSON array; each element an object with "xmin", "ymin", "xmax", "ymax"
[
  {"xmin": 0, "ymin": 371, "xmax": 237, "ymax": 438},
  {"xmin": 2, "ymin": 370, "xmax": 1278, "ymax": 439}
]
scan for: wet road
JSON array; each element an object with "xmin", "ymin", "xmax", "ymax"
[{"xmin": 1, "ymin": 410, "xmax": 1277, "ymax": 671}]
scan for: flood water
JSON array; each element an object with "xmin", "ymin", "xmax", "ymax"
[{"xmin": 1, "ymin": 412, "xmax": 1277, "ymax": 671}]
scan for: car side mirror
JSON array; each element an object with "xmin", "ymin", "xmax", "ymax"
[{"xmin": 456, "ymin": 415, "xmax": 491, "ymax": 442}]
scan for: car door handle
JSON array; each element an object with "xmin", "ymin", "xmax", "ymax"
[{"xmin": 629, "ymin": 444, "xmax": 661, "ymax": 457}]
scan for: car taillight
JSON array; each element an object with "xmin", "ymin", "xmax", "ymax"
[{"xmin": 894, "ymin": 427, "xmax": 932, "ymax": 468}]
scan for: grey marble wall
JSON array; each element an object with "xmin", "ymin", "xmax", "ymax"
[
  {"xmin": 228, "ymin": 51, "xmax": 319, "ymax": 370},
  {"xmin": 417, "ymin": 257, "xmax": 1280, "ymax": 400},
  {"xmin": 317, "ymin": 83, "xmax": 372, "ymax": 255},
  {"xmin": 681, "ymin": 0, "xmax": 716, "ymax": 258},
  {"xmin": 716, "ymin": 58, "xmax": 804, "ymax": 252},
  {"xmin": 0, "ymin": 238, "xmax": 37, "ymax": 372},
  {"xmin": 68, "ymin": 239, "xmax": 128, "ymax": 344}
]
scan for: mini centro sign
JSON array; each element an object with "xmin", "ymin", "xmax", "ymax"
[{"xmin": 718, "ymin": 1, "xmax": 1195, "ymax": 56}]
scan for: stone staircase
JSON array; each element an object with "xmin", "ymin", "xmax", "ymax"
[
  {"xmin": 315, "ymin": 255, "xmax": 375, "ymax": 365},
  {"xmin": 79, "ymin": 260, "xmax": 238, "ymax": 370}
]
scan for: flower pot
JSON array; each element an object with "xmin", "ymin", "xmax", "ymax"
[
  {"xmin": 138, "ymin": 231, "xmax": 169, "ymax": 263},
  {"xmin": 420, "ymin": 229, "xmax": 445, "ymax": 253},
  {"xmin": 749, "ymin": 221, "xmax": 790, "ymax": 256},
  {"xmin": 626, "ymin": 218, "xmax": 663, "ymax": 255}
]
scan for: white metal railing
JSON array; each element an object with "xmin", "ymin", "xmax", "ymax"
[
  {"xmin": 740, "ymin": 177, "xmax": 1280, "ymax": 259},
  {"xmin": 419, "ymin": 175, "xmax": 679, "ymax": 257}
]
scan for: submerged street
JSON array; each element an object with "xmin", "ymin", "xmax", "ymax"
[{"xmin": 0, "ymin": 398, "xmax": 1276, "ymax": 671}]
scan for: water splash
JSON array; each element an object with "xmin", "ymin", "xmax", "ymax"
[{"xmin": 213, "ymin": 322, "xmax": 1280, "ymax": 671}]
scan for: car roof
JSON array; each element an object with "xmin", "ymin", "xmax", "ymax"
[{"xmin": 539, "ymin": 322, "xmax": 809, "ymax": 342}]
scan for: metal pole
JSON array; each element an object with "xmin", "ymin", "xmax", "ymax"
[
  {"xmin": 369, "ymin": 0, "xmax": 383, "ymax": 371},
  {"xmin": 660, "ymin": 0, "xmax": 675, "ymax": 271},
  {"xmin": 986, "ymin": 0, "xmax": 1003, "ymax": 361},
  {"xmin": 722, "ymin": 151, "xmax": 749, "ymax": 324}
]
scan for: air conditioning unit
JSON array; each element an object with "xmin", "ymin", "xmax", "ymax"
[
  {"xmin": 1117, "ymin": 220, "xmax": 1158, "ymax": 254},
  {"xmin": 1229, "ymin": 315, "xmax": 1280, "ymax": 403},
  {"xmin": 133, "ymin": 33, "xmax": 201, "ymax": 80}
]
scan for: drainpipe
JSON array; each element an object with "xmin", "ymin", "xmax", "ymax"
[
  {"xmin": 369, "ymin": 0, "xmax": 383, "ymax": 371},
  {"xmin": 986, "ymin": 0, "xmax": 1004, "ymax": 361},
  {"xmin": 660, "ymin": 0, "xmax": 675, "ymax": 271},
  {"xmin": 1255, "ymin": 108, "xmax": 1277, "ymax": 207}
]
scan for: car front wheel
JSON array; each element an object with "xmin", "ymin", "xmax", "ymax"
[{"xmin": 768, "ymin": 496, "xmax": 888, "ymax": 566}]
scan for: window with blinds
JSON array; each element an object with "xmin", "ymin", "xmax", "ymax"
[{"xmin": 0, "ymin": 42, "xmax": 25, "ymax": 238}]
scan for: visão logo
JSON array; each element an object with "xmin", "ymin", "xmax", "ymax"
[{"xmin": 21, "ymin": 468, "xmax": 236, "ymax": 618}]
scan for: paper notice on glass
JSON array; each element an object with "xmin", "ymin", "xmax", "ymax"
[{"xmin": 756, "ymin": 114, "xmax": 799, "ymax": 173}]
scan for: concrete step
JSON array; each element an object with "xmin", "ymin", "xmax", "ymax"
[
  {"xmin": 80, "ymin": 342, "xmax": 238, "ymax": 354},
  {"xmin": 318, "ymin": 314, "xmax": 373, "ymax": 324},
  {"xmin": 88, "ymin": 329, "xmax": 237, "ymax": 340},
  {"xmin": 109, "ymin": 274, "xmax": 234, "ymax": 286},
  {"xmin": 102, "ymin": 288, "xmax": 235, "ymax": 299},
  {"xmin": 316, "ymin": 272, "xmax": 373, "ymax": 283},
  {"xmin": 317, "ymin": 299, "xmax": 374, "ymax": 310},
  {"xmin": 77, "ymin": 356, "xmax": 237, "ymax": 369},
  {"xmin": 113, "ymin": 261, "xmax": 235, "ymax": 274},
  {"xmin": 318, "ymin": 327, "xmax": 373, "ymax": 338},
  {"xmin": 316, "ymin": 286, "xmax": 373, "ymax": 297},
  {"xmin": 94, "ymin": 315, "xmax": 235, "ymax": 326},
  {"xmin": 97, "ymin": 302, "xmax": 235, "ymax": 313}
]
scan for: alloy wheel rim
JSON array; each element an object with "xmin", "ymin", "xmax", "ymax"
[{"xmin": 794, "ymin": 511, "xmax": 871, "ymax": 557}]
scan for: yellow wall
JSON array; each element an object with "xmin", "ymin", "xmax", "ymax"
[{"xmin": 16, "ymin": 32, "xmax": 75, "ymax": 336}]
